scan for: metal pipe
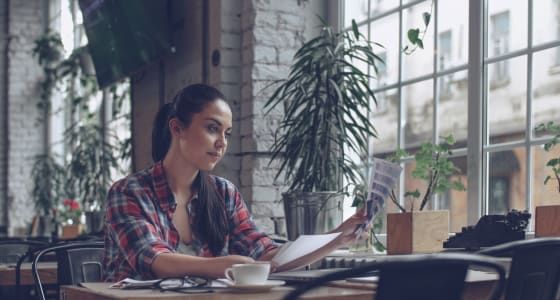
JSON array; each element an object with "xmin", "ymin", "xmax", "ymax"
[{"xmin": 2, "ymin": 0, "xmax": 11, "ymax": 234}]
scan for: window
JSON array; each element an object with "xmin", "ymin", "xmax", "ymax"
[
  {"xmin": 438, "ymin": 30, "xmax": 452, "ymax": 97},
  {"xmin": 342, "ymin": 0, "xmax": 560, "ymax": 232},
  {"xmin": 49, "ymin": 0, "xmax": 131, "ymax": 185},
  {"xmin": 490, "ymin": 11, "xmax": 510, "ymax": 86}
]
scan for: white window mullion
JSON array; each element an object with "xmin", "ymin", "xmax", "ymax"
[{"xmin": 466, "ymin": 0, "xmax": 485, "ymax": 224}]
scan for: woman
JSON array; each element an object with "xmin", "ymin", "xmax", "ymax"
[{"xmin": 103, "ymin": 84, "xmax": 368, "ymax": 281}]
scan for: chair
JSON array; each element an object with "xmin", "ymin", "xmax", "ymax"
[
  {"xmin": 283, "ymin": 252, "xmax": 506, "ymax": 300},
  {"xmin": 32, "ymin": 241, "xmax": 104, "ymax": 300},
  {"xmin": 0, "ymin": 239, "xmax": 49, "ymax": 300},
  {"xmin": 477, "ymin": 237, "xmax": 560, "ymax": 300},
  {"xmin": 0, "ymin": 239, "xmax": 48, "ymax": 264}
]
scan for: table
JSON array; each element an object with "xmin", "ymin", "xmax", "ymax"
[
  {"xmin": 0, "ymin": 262, "xmax": 57, "ymax": 286},
  {"xmin": 60, "ymin": 270, "xmax": 500, "ymax": 300}
]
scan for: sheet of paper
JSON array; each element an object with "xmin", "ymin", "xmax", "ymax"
[
  {"xmin": 271, "ymin": 232, "xmax": 341, "ymax": 268},
  {"xmin": 109, "ymin": 278, "xmax": 160, "ymax": 289},
  {"xmin": 355, "ymin": 158, "xmax": 402, "ymax": 238}
]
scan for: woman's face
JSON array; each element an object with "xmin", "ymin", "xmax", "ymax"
[{"xmin": 173, "ymin": 99, "xmax": 232, "ymax": 172}]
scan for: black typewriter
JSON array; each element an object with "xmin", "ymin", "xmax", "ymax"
[{"xmin": 443, "ymin": 209, "xmax": 531, "ymax": 251}]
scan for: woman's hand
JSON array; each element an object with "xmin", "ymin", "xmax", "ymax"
[{"xmin": 330, "ymin": 208, "xmax": 370, "ymax": 246}]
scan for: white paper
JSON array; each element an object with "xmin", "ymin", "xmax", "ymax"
[
  {"xmin": 355, "ymin": 158, "xmax": 402, "ymax": 238},
  {"xmin": 271, "ymin": 232, "xmax": 341, "ymax": 268},
  {"xmin": 109, "ymin": 278, "xmax": 160, "ymax": 289}
]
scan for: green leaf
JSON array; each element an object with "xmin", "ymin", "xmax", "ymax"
[
  {"xmin": 417, "ymin": 39, "xmax": 424, "ymax": 49},
  {"xmin": 352, "ymin": 19, "xmax": 359, "ymax": 39},
  {"xmin": 408, "ymin": 28, "xmax": 420, "ymax": 44},
  {"xmin": 423, "ymin": 12, "xmax": 431, "ymax": 26},
  {"xmin": 405, "ymin": 190, "xmax": 421, "ymax": 198}
]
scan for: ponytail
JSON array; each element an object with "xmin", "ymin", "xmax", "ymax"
[
  {"xmin": 151, "ymin": 102, "xmax": 174, "ymax": 162},
  {"xmin": 194, "ymin": 172, "xmax": 229, "ymax": 256}
]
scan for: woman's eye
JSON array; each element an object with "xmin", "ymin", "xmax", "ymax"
[{"xmin": 208, "ymin": 125, "xmax": 218, "ymax": 133}]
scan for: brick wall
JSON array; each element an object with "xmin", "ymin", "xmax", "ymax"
[
  {"xmin": 5, "ymin": 0, "xmax": 47, "ymax": 234},
  {"xmin": 235, "ymin": 0, "xmax": 326, "ymax": 234}
]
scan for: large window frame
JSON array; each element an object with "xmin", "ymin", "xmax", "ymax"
[{"xmin": 339, "ymin": 0, "xmax": 560, "ymax": 228}]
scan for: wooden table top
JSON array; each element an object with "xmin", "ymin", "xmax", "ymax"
[
  {"xmin": 62, "ymin": 282, "xmax": 373, "ymax": 300},
  {"xmin": 0, "ymin": 262, "xmax": 57, "ymax": 286},
  {"xmin": 60, "ymin": 270, "xmax": 500, "ymax": 300}
]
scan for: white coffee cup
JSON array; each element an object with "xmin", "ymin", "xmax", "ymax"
[{"xmin": 224, "ymin": 262, "xmax": 270, "ymax": 285}]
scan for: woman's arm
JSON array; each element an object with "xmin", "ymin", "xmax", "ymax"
[
  {"xmin": 151, "ymin": 253, "xmax": 255, "ymax": 279},
  {"xmin": 265, "ymin": 210, "xmax": 369, "ymax": 272}
]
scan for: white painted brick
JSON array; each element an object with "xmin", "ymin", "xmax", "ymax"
[
  {"xmin": 278, "ymin": 13, "xmax": 304, "ymax": 31},
  {"xmin": 253, "ymin": 217, "xmax": 275, "ymax": 234},
  {"xmin": 251, "ymin": 201, "xmax": 284, "ymax": 217},
  {"xmin": 221, "ymin": 32, "xmax": 242, "ymax": 48},
  {"xmin": 220, "ymin": 50, "xmax": 241, "ymax": 67},
  {"xmin": 254, "ymin": 46, "xmax": 276, "ymax": 64}
]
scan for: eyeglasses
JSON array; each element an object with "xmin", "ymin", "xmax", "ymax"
[{"xmin": 155, "ymin": 276, "xmax": 211, "ymax": 294}]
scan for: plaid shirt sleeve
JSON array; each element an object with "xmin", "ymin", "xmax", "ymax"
[
  {"xmin": 104, "ymin": 178, "xmax": 173, "ymax": 281},
  {"xmin": 219, "ymin": 178, "xmax": 278, "ymax": 258}
]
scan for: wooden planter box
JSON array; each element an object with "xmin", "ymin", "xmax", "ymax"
[
  {"xmin": 387, "ymin": 210, "xmax": 449, "ymax": 254},
  {"xmin": 535, "ymin": 205, "xmax": 560, "ymax": 237},
  {"xmin": 61, "ymin": 224, "xmax": 84, "ymax": 239}
]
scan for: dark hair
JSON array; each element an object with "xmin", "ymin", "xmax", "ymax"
[{"xmin": 151, "ymin": 83, "xmax": 229, "ymax": 256}]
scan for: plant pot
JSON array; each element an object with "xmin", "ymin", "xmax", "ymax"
[
  {"xmin": 85, "ymin": 211, "xmax": 105, "ymax": 234},
  {"xmin": 387, "ymin": 210, "xmax": 449, "ymax": 254},
  {"xmin": 535, "ymin": 205, "xmax": 560, "ymax": 237},
  {"xmin": 283, "ymin": 192, "xmax": 343, "ymax": 241},
  {"xmin": 61, "ymin": 224, "xmax": 84, "ymax": 239}
]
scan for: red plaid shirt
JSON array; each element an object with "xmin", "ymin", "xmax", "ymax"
[{"xmin": 102, "ymin": 161, "xmax": 277, "ymax": 281}]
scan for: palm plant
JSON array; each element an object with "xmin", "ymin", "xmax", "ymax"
[{"xmin": 265, "ymin": 19, "xmax": 382, "ymax": 193}]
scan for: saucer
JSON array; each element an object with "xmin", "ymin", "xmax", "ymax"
[{"xmin": 223, "ymin": 279, "xmax": 286, "ymax": 292}]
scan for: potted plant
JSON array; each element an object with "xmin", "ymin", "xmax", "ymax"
[
  {"xmin": 264, "ymin": 19, "xmax": 382, "ymax": 240},
  {"xmin": 66, "ymin": 117, "xmax": 123, "ymax": 234},
  {"xmin": 31, "ymin": 154, "xmax": 65, "ymax": 237},
  {"xmin": 386, "ymin": 135, "xmax": 465, "ymax": 254},
  {"xmin": 534, "ymin": 121, "xmax": 560, "ymax": 237}
]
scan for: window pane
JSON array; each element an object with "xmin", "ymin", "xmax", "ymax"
[
  {"xmin": 487, "ymin": 148, "xmax": 527, "ymax": 215},
  {"xmin": 402, "ymin": 1, "xmax": 434, "ymax": 80},
  {"xmin": 437, "ymin": 0, "xmax": 468, "ymax": 70},
  {"xmin": 403, "ymin": 79, "xmax": 433, "ymax": 150},
  {"xmin": 532, "ymin": 47, "xmax": 560, "ymax": 127},
  {"xmin": 371, "ymin": 88, "xmax": 399, "ymax": 155},
  {"xmin": 444, "ymin": 156, "xmax": 468, "ymax": 233},
  {"xmin": 487, "ymin": 0, "xmax": 527, "ymax": 58},
  {"xmin": 371, "ymin": 13, "xmax": 399, "ymax": 87},
  {"xmin": 344, "ymin": 0, "xmax": 369, "ymax": 28},
  {"xmin": 438, "ymin": 70, "xmax": 468, "ymax": 140},
  {"xmin": 532, "ymin": 0, "xmax": 560, "ymax": 46},
  {"xmin": 370, "ymin": 0, "xmax": 399, "ymax": 17},
  {"xmin": 487, "ymin": 56, "xmax": 527, "ymax": 144},
  {"xmin": 532, "ymin": 145, "xmax": 560, "ymax": 208}
]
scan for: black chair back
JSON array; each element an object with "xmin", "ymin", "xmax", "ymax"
[
  {"xmin": 32, "ymin": 241, "xmax": 104, "ymax": 300},
  {"xmin": 478, "ymin": 237, "xmax": 560, "ymax": 300},
  {"xmin": 283, "ymin": 253, "xmax": 506, "ymax": 300},
  {"xmin": 0, "ymin": 239, "xmax": 48, "ymax": 264}
]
